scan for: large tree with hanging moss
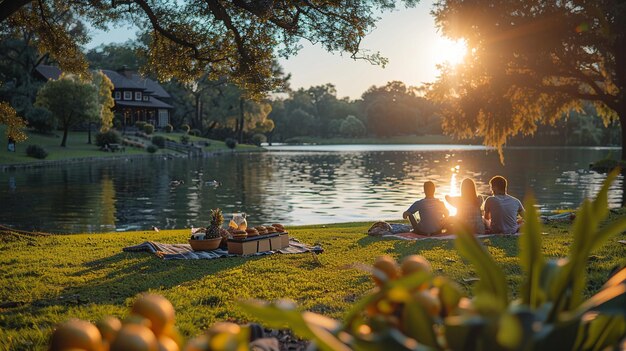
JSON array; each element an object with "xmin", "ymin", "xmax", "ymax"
[{"xmin": 428, "ymin": 0, "xmax": 626, "ymax": 160}]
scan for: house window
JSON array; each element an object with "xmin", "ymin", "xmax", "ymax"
[
  {"xmin": 143, "ymin": 95, "xmax": 149, "ymax": 101},
  {"xmin": 158, "ymin": 109, "xmax": 169, "ymax": 127},
  {"xmin": 135, "ymin": 91, "xmax": 142, "ymax": 101},
  {"xmin": 114, "ymin": 91, "xmax": 121, "ymax": 100},
  {"xmin": 123, "ymin": 91, "xmax": 132, "ymax": 100}
]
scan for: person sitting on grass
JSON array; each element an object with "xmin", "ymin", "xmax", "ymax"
[
  {"xmin": 445, "ymin": 178, "xmax": 485, "ymax": 234},
  {"xmin": 484, "ymin": 175, "xmax": 525, "ymax": 234},
  {"xmin": 402, "ymin": 181, "xmax": 449, "ymax": 235}
]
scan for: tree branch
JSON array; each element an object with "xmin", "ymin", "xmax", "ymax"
[{"xmin": 0, "ymin": 0, "xmax": 32, "ymax": 23}]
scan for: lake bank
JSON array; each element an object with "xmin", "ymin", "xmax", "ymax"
[{"xmin": 1, "ymin": 215, "xmax": 624, "ymax": 350}]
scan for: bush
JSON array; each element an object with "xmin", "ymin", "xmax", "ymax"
[
  {"xmin": 146, "ymin": 144, "xmax": 158, "ymax": 153},
  {"xmin": 225, "ymin": 138, "xmax": 237, "ymax": 149},
  {"xmin": 189, "ymin": 129, "xmax": 201, "ymax": 136},
  {"xmin": 95, "ymin": 130, "xmax": 122, "ymax": 147},
  {"xmin": 181, "ymin": 124, "xmax": 190, "ymax": 133},
  {"xmin": 165, "ymin": 124, "xmax": 173, "ymax": 133},
  {"xmin": 26, "ymin": 144, "xmax": 48, "ymax": 159},
  {"xmin": 151, "ymin": 135, "xmax": 166, "ymax": 148},
  {"xmin": 135, "ymin": 121, "xmax": 146, "ymax": 129},
  {"xmin": 180, "ymin": 135, "xmax": 190, "ymax": 145},
  {"xmin": 143, "ymin": 123, "xmax": 155, "ymax": 135},
  {"xmin": 251, "ymin": 133, "xmax": 267, "ymax": 146},
  {"xmin": 26, "ymin": 107, "xmax": 55, "ymax": 134}
]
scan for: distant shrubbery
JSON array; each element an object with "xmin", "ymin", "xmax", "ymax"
[
  {"xmin": 26, "ymin": 107, "xmax": 55, "ymax": 134},
  {"xmin": 143, "ymin": 123, "xmax": 154, "ymax": 135},
  {"xmin": 135, "ymin": 121, "xmax": 146, "ymax": 129},
  {"xmin": 180, "ymin": 135, "xmax": 190, "ymax": 145},
  {"xmin": 165, "ymin": 124, "xmax": 173, "ymax": 133},
  {"xmin": 225, "ymin": 138, "xmax": 237, "ymax": 149},
  {"xmin": 26, "ymin": 144, "xmax": 48, "ymax": 159},
  {"xmin": 251, "ymin": 133, "xmax": 267, "ymax": 146},
  {"xmin": 146, "ymin": 144, "xmax": 158, "ymax": 153},
  {"xmin": 95, "ymin": 130, "xmax": 122, "ymax": 147},
  {"xmin": 151, "ymin": 135, "xmax": 166, "ymax": 148},
  {"xmin": 189, "ymin": 128, "xmax": 201, "ymax": 136}
]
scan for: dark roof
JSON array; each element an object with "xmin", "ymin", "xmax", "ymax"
[
  {"xmin": 115, "ymin": 97, "xmax": 173, "ymax": 109},
  {"xmin": 34, "ymin": 65, "xmax": 62, "ymax": 80},
  {"xmin": 131, "ymin": 74, "xmax": 171, "ymax": 98},
  {"xmin": 100, "ymin": 69, "xmax": 143, "ymax": 89}
]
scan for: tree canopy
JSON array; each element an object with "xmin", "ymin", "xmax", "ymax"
[{"xmin": 428, "ymin": 0, "xmax": 625, "ymax": 160}]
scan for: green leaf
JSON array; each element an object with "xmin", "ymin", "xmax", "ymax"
[
  {"xmin": 444, "ymin": 315, "xmax": 485, "ymax": 351},
  {"xmin": 579, "ymin": 314, "xmax": 626, "ymax": 351},
  {"xmin": 519, "ymin": 194, "xmax": 545, "ymax": 309},
  {"xmin": 455, "ymin": 227, "xmax": 508, "ymax": 310},
  {"xmin": 496, "ymin": 312, "xmax": 523, "ymax": 349},
  {"xmin": 591, "ymin": 168, "xmax": 620, "ymax": 220},
  {"xmin": 401, "ymin": 293, "xmax": 440, "ymax": 349},
  {"xmin": 589, "ymin": 215, "xmax": 626, "ymax": 252},
  {"xmin": 433, "ymin": 276, "xmax": 465, "ymax": 316},
  {"xmin": 571, "ymin": 283, "xmax": 626, "ymax": 318}
]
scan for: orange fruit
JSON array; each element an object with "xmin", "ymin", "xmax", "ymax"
[
  {"xmin": 158, "ymin": 336, "xmax": 180, "ymax": 351},
  {"xmin": 131, "ymin": 294, "xmax": 175, "ymax": 336},
  {"xmin": 109, "ymin": 324, "xmax": 158, "ymax": 351},
  {"xmin": 205, "ymin": 322, "xmax": 241, "ymax": 337},
  {"xmin": 400, "ymin": 255, "xmax": 431, "ymax": 276},
  {"xmin": 49, "ymin": 319, "xmax": 102, "ymax": 351},
  {"xmin": 372, "ymin": 256, "xmax": 399, "ymax": 286},
  {"xmin": 414, "ymin": 290, "xmax": 441, "ymax": 317},
  {"xmin": 96, "ymin": 316, "xmax": 122, "ymax": 342}
]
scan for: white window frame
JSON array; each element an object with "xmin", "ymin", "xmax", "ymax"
[
  {"xmin": 123, "ymin": 91, "xmax": 132, "ymax": 100},
  {"xmin": 114, "ymin": 91, "xmax": 121, "ymax": 100},
  {"xmin": 135, "ymin": 91, "xmax": 142, "ymax": 101}
]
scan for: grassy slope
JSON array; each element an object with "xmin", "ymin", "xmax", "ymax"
[
  {"xmin": 1, "ymin": 216, "xmax": 625, "ymax": 350},
  {"xmin": 0, "ymin": 127, "xmax": 259, "ymax": 165}
]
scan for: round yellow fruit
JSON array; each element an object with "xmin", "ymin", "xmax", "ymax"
[
  {"xmin": 400, "ymin": 255, "xmax": 432, "ymax": 276},
  {"xmin": 372, "ymin": 256, "xmax": 399, "ymax": 286},
  {"xmin": 131, "ymin": 294, "xmax": 175, "ymax": 336},
  {"xmin": 158, "ymin": 335, "xmax": 180, "ymax": 351},
  {"xmin": 110, "ymin": 324, "xmax": 158, "ymax": 351},
  {"xmin": 96, "ymin": 316, "xmax": 122, "ymax": 342},
  {"xmin": 49, "ymin": 319, "xmax": 102, "ymax": 351}
]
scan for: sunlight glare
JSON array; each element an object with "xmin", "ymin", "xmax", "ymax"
[
  {"xmin": 445, "ymin": 173, "xmax": 459, "ymax": 216},
  {"xmin": 433, "ymin": 37, "xmax": 467, "ymax": 66}
]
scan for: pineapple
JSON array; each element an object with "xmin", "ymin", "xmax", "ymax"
[{"xmin": 206, "ymin": 208, "xmax": 224, "ymax": 239}]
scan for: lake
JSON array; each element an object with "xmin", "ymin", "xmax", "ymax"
[{"xmin": 0, "ymin": 145, "xmax": 622, "ymax": 233}]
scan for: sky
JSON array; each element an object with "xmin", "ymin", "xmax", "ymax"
[{"xmin": 86, "ymin": 1, "xmax": 464, "ymax": 100}]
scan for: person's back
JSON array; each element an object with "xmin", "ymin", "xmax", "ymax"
[
  {"xmin": 484, "ymin": 176, "xmax": 524, "ymax": 234},
  {"xmin": 403, "ymin": 181, "xmax": 448, "ymax": 235}
]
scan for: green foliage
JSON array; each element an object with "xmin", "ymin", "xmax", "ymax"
[
  {"xmin": 189, "ymin": 128, "xmax": 201, "ymax": 137},
  {"xmin": 25, "ymin": 107, "xmax": 55, "ymax": 134},
  {"xmin": 243, "ymin": 172, "xmax": 626, "ymax": 350},
  {"xmin": 143, "ymin": 123, "xmax": 155, "ymax": 135},
  {"xmin": 25, "ymin": 144, "xmax": 48, "ymax": 159},
  {"xmin": 225, "ymin": 138, "xmax": 237, "ymax": 150},
  {"xmin": 339, "ymin": 115, "xmax": 366, "ymax": 137},
  {"xmin": 95, "ymin": 130, "xmax": 122, "ymax": 147},
  {"xmin": 151, "ymin": 135, "xmax": 166, "ymax": 148},
  {"xmin": 250, "ymin": 133, "xmax": 267, "ymax": 146},
  {"xmin": 93, "ymin": 70, "xmax": 115, "ymax": 132},
  {"xmin": 180, "ymin": 135, "xmax": 190, "ymax": 145},
  {"xmin": 165, "ymin": 124, "xmax": 173, "ymax": 133},
  {"xmin": 135, "ymin": 121, "xmax": 146, "ymax": 129},
  {"xmin": 181, "ymin": 124, "xmax": 190, "ymax": 134},
  {"xmin": 146, "ymin": 144, "xmax": 158, "ymax": 153}
]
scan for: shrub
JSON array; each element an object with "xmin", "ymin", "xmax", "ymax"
[
  {"xmin": 165, "ymin": 124, "xmax": 173, "ymax": 133},
  {"xmin": 26, "ymin": 107, "xmax": 55, "ymax": 133},
  {"xmin": 243, "ymin": 171, "xmax": 626, "ymax": 351},
  {"xmin": 143, "ymin": 123, "xmax": 155, "ymax": 135},
  {"xmin": 251, "ymin": 133, "xmax": 267, "ymax": 146},
  {"xmin": 181, "ymin": 124, "xmax": 190, "ymax": 133},
  {"xmin": 135, "ymin": 121, "xmax": 146, "ymax": 129},
  {"xmin": 180, "ymin": 135, "xmax": 190, "ymax": 145},
  {"xmin": 151, "ymin": 135, "xmax": 166, "ymax": 148},
  {"xmin": 146, "ymin": 144, "xmax": 158, "ymax": 153},
  {"xmin": 95, "ymin": 130, "xmax": 122, "ymax": 147},
  {"xmin": 225, "ymin": 138, "xmax": 237, "ymax": 149},
  {"xmin": 189, "ymin": 128, "xmax": 201, "ymax": 136},
  {"xmin": 26, "ymin": 144, "xmax": 48, "ymax": 159}
]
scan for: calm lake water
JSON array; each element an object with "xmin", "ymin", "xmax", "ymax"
[{"xmin": 0, "ymin": 145, "xmax": 622, "ymax": 233}]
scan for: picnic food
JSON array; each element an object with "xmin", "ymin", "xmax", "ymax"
[
  {"xmin": 109, "ymin": 324, "xmax": 158, "ymax": 351},
  {"xmin": 372, "ymin": 255, "xmax": 399, "ymax": 286},
  {"xmin": 49, "ymin": 318, "xmax": 102, "ymax": 351},
  {"xmin": 272, "ymin": 223, "xmax": 285, "ymax": 232},
  {"xmin": 254, "ymin": 226, "xmax": 267, "ymax": 235},
  {"xmin": 245, "ymin": 228, "xmax": 259, "ymax": 237},
  {"xmin": 265, "ymin": 226, "xmax": 276, "ymax": 233},
  {"xmin": 130, "ymin": 294, "xmax": 176, "ymax": 336},
  {"xmin": 205, "ymin": 208, "xmax": 224, "ymax": 239},
  {"xmin": 400, "ymin": 255, "xmax": 432, "ymax": 276},
  {"xmin": 231, "ymin": 229, "xmax": 247, "ymax": 239}
]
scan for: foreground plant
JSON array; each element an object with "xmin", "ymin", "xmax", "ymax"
[{"xmin": 242, "ymin": 169, "xmax": 626, "ymax": 350}]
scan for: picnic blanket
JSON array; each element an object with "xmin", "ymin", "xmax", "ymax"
[
  {"xmin": 123, "ymin": 238, "xmax": 323, "ymax": 260},
  {"xmin": 367, "ymin": 221, "xmax": 521, "ymax": 240}
]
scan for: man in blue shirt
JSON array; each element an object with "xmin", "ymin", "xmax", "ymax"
[{"xmin": 403, "ymin": 181, "xmax": 449, "ymax": 235}]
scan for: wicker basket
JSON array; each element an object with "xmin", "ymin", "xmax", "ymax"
[{"xmin": 189, "ymin": 237, "xmax": 222, "ymax": 251}]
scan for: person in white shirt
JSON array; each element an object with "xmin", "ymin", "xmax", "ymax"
[
  {"xmin": 403, "ymin": 181, "xmax": 449, "ymax": 235},
  {"xmin": 484, "ymin": 175, "xmax": 525, "ymax": 234}
]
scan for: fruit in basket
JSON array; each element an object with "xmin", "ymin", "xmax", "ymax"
[
  {"xmin": 130, "ymin": 294, "xmax": 175, "ymax": 336},
  {"xmin": 206, "ymin": 208, "xmax": 224, "ymax": 239},
  {"xmin": 49, "ymin": 319, "xmax": 102, "ymax": 351}
]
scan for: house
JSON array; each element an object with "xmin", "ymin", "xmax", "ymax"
[{"xmin": 34, "ymin": 65, "xmax": 173, "ymax": 128}]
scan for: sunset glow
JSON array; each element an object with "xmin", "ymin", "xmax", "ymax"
[{"xmin": 433, "ymin": 38, "xmax": 468, "ymax": 66}]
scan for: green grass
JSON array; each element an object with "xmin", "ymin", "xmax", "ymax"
[
  {"xmin": 1, "ymin": 215, "xmax": 625, "ymax": 350},
  {"xmin": 282, "ymin": 134, "xmax": 473, "ymax": 145},
  {"xmin": 0, "ymin": 127, "xmax": 260, "ymax": 165}
]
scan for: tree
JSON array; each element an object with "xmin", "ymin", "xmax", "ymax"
[
  {"xmin": 93, "ymin": 71, "xmax": 115, "ymax": 132},
  {"xmin": 340, "ymin": 115, "xmax": 366, "ymax": 137},
  {"xmin": 428, "ymin": 0, "xmax": 626, "ymax": 160},
  {"xmin": 35, "ymin": 74, "xmax": 98, "ymax": 147},
  {"xmin": 0, "ymin": 101, "xmax": 27, "ymax": 142},
  {"xmin": 2, "ymin": 1, "xmax": 417, "ymax": 98}
]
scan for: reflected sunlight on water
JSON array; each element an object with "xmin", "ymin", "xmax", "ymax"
[{"xmin": 0, "ymin": 146, "xmax": 621, "ymax": 233}]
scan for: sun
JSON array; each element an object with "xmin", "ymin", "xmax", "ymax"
[{"xmin": 433, "ymin": 37, "xmax": 467, "ymax": 66}]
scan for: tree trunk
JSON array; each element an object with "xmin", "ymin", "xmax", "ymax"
[
  {"xmin": 238, "ymin": 97, "xmax": 245, "ymax": 143},
  {"xmin": 61, "ymin": 127, "xmax": 69, "ymax": 147},
  {"xmin": 87, "ymin": 122, "xmax": 92, "ymax": 144}
]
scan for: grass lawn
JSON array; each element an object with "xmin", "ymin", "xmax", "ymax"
[
  {"xmin": 1, "ymin": 215, "xmax": 625, "ymax": 350},
  {"xmin": 0, "ymin": 127, "xmax": 260, "ymax": 165}
]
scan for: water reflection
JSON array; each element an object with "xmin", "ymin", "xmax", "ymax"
[{"xmin": 0, "ymin": 146, "xmax": 621, "ymax": 233}]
